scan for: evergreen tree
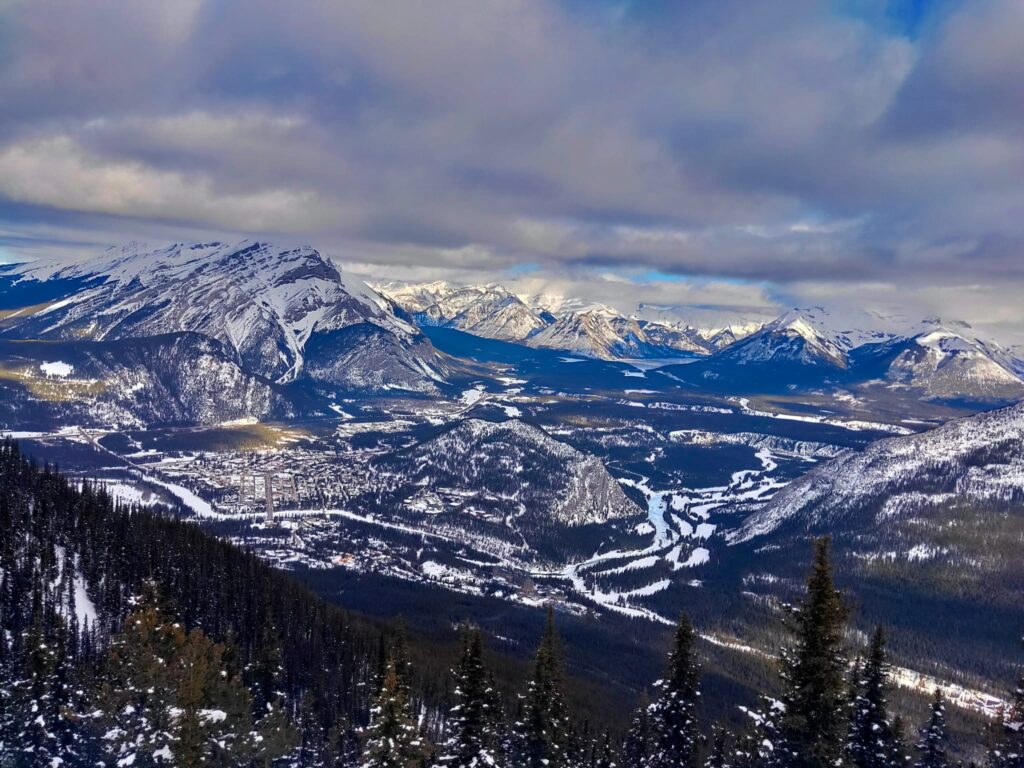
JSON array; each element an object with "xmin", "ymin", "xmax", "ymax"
[
  {"xmin": 987, "ymin": 668, "xmax": 1024, "ymax": 768},
  {"xmin": 647, "ymin": 613, "xmax": 701, "ymax": 768},
  {"xmin": 593, "ymin": 729, "xmax": 617, "ymax": 768},
  {"xmin": 436, "ymin": 627, "xmax": 503, "ymax": 768},
  {"xmin": 704, "ymin": 724, "xmax": 731, "ymax": 768},
  {"xmin": 915, "ymin": 689, "xmax": 948, "ymax": 768},
  {"xmin": 623, "ymin": 695, "xmax": 652, "ymax": 768},
  {"xmin": 93, "ymin": 595, "xmax": 296, "ymax": 767},
  {"xmin": 5, "ymin": 610, "xmax": 92, "ymax": 767},
  {"xmin": 361, "ymin": 655, "xmax": 427, "ymax": 768},
  {"xmin": 846, "ymin": 627, "xmax": 902, "ymax": 768},
  {"xmin": 521, "ymin": 606, "xmax": 571, "ymax": 768},
  {"xmin": 774, "ymin": 537, "xmax": 850, "ymax": 768}
]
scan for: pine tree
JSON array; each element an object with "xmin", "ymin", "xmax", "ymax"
[
  {"xmin": 93, "ymin": 595, "xmax": 296, "ymax": 767},
  {"xmin": 521, "ymin": 606, "xmax": 571, "ymax": 768},
  {"xmin": 987, "ymin": 668, "xmax": 1024, "ymax": 768},
  {"xmin": 846, "ymin": 627, "xmax": 902, "ymax": 768},
  {"xmin": 593, "ymin": 729, "xmax": 617, "ymax": 768},
  {"xmin": 915, "ymin": 689, "xmax": 948, "ymax": 768},
  {"xmin": 647, "ymin": 613, "xmax": 701, "ymax": 768},
  {"xmin": 775, "ymin": 537, "xmax": 850, "ymax": 768},
  {"xmin": 705, "ymin": 724, "xmax": 731, "ymax": 768},
  {"xmin": 436, "ymin": 627, "xmax": 503, "ymax": 768},
  {"xmin": 623, "ymin": 694, "xmax": 652, "ymax": 768},
  {"xmin": 6, "ymin": 611, "xmax": 82, "ymax": 767},
  {"xmin": 361, "ymin": 654, "xmax": 427, "ymax": 768}
]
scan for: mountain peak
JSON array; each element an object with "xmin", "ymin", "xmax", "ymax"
[{"xmin": 3, "ymin": 240, "xmax": 444, "ymax": 394}]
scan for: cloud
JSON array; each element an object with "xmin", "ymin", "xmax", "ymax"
[
  {"xmin": 0, "ymin": 0, "xmax": 1021, "ymax": 335},
  {"xmin": 0, "ymin": 135, "xmax": 336, "ymax": 232}
]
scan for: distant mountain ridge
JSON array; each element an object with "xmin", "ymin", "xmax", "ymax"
[
  {"xmin": 377, "ymin": 280, "xmax": 744, "ymax": 360},
  {"xmin": 377, "ymin": 282, "xmax": 1024, "ymax": 402}
]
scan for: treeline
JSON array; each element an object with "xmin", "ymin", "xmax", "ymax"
[{"xmin": 1, "ymin": 439, "xmax": 1022, "ymax": 766}]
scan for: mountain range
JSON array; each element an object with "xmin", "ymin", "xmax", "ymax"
[
  {"xmin": 380, "ymin": 280, "xmax": 1024, "ymax": 403},
  {"xmin": 2, "ymin": 247, "xmax": 1022, "ymax": 432}
]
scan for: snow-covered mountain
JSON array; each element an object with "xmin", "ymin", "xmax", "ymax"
[
  {"xmin": 724, "ymin": 399, "xmax": 1024, "ymax": 687},
  {"xmin": 857, "ymin": 324, "xmax": 1024, "ymax": 401},
  {"xmin": 666, "ymin": 305, "xmax": 1024, "ymax": 402},
  {"xmin": 527, "ymin": 308, "xmax": 708, "ymax": 359},
  {"xmin": 381, "ymin": 281, "xmax": 710, "ymax": 360},
  {"xmin": 377, "ymin": 281, "xmax": 547, "ymax": 341},
  {"xmin": 0, "ymin": 334, "xmax": 287, "ymax": 429},
  {"xmin": 715, "ymin": 310, "xmax": 853, "ymax": 369},
  {"xmin": 734, "ymin": 400, "xmax": 1024, "ymax": 543},
  {"xmin": 388, "ymin": 418, "xmax": 638, "ymax": 525},
  {"xmin": 633, "ymin": 303, "xmax": 770, "ymax": 342},
  {"xmin": 1, "ymin": 241, "xmax": 447, "ymax": 394},
  {"xmin": 371, "ymin": 417, "xmax": 642, "ymax": 559}
]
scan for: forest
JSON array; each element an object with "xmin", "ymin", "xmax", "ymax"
[{"xmin": 0, "ymin": 439, "xmax": 1021, "ymax": 767}]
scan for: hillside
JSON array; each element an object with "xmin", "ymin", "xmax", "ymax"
[
  {"xmin": 371, "ymin": 418, "xmax": 643, "ymax": 560},
  {"xmin": 725, "ymin": 402, "xmax": 1024, "ymax": 686}
]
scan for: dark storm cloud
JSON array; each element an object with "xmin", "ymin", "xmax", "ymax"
[{"xmin": 0, "ymin": 0, "xmax": 1021, "ymax": 327}]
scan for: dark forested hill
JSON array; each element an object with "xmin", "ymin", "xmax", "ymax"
[{"xmin": 0, "ymin": 440, "xmax": 638, "ymax": 766}]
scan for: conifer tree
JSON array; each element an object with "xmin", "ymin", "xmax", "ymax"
[
  {"xmin": 593, "ymin": 729, "xmax": 617, "ymax": 768},
  {"xmin": 623, "ymin": 694, "xmax": 652, "ymax": 768},
  {"xmin": 647, "ymin": 613, "xmax": 701, "ymax": 768},
  {"xmin": 915, "ymin": 689, "xmax": 949, "ymax": 768},
  {"xmin": 521, "ymin": 606, "xmax": 571, "ymax": 768},
  {"xmin": 93, "ymin": 594, "xmax": 296, "ymax": 767},
  {"xmin": 436, "ymin": 627, "xmax": 503, "ymax": 768},
  {"xmin": 774, "ymin": 537, "xmax": 850, "ymax": 768},
  {"xmin": 705, "ymin": 724, "xmax": 731, "ymax": 768},
  {"xmin": 846, "ymin": 626, "xmax": 902, "ymax": 768},
  {"xmin": 6, "ymin": 610, "xmax": 90, "ymax": 767},
  {"xmin": 987, "ymin": 668, "xmax": 1024, "ymax": 768},
  {"xmin": 361, "ymin": 655, "xmax": 427, "ymax": 768}
]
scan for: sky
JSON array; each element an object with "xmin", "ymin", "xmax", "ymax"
[{"xmin": 0, "ymin": 0, "xmax": 1022, "ymax": 343}]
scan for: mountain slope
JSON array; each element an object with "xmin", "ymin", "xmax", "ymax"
[
  {"xmin": 370, "ymin": 418, "xmax": 642, "ymax": 559},
  {"xmin": 1, "ymin": 241, "xmax": 447, "ymax": 395},
  {"xmin": 0, "ymin": 334, "xmax": 289, "ymax": 428},
  {"xmin": 733, "ymin": 401, "xmax": 1024, "ymax": 543},
  {"xmin": 853, "ymin": 326, "xmax": 1024, "ymax": 401},
  {"xmin": 716, "ymin": 310, "xmax": 852, "ymax": 369},
  {"xmin": 718, "ymin": 401, "xmax": 1024, "ymax": 689},
  {"xmin": 527, "ymin": 308, "xmax": 707, "ymax": 359}
]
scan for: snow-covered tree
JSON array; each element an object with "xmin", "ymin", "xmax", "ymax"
[
  {"xmin": 646, "ymin": 613, "xmax": 701, "ymax": 768},
  {"xmin": 361, "ymin": 654, "xmax": 427, "ymax": 768},
  {"xmin": 435, "ymin": 627, "xmax": 503, "ymax": 768},
  {"xmin": 915, "ymin": 689, "xmax": 948, "ymax": 768},
  {"xmin": 521, "ymin": 606, "xmax": 571, "ymax": 768},
  {"xmin": 987, "ymin": 670, "xmax": 1024, "ymax": 768},
  {"xmin": 704, "ymin": 724, "xmax": 731, "ymax": 768},
  {"xmin": 774, "ymin": 537, "xmax": 850, "ymax": 768},
  {"xmin": 846, "ymin": 627, "xmax": 903, "ymax": 768},
  {"xmin": 623, "ymin": 695, "xmax": 652, "ymax": 768},
  {"xmin": 92, "ymin": 595, "xmax": 296, "ymax": 767},
  {"xmin": 3, "ymin": 607, "xmax": 96, "ymax": 767},
  {"xmin": 592, "ymin": 729, "xmax": 617, "ymax": 768}
]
